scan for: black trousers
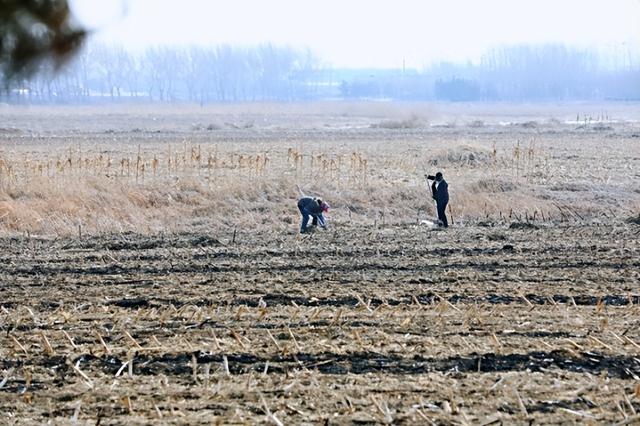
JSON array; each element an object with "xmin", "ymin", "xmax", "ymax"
[{"xmin": 437, "ymin": 201, "xmax": 448, "ymax": 227}]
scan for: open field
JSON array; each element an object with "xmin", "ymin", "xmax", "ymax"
[
  {"xmin": 1, "ymin": 102, "xmax": 640, "ymax": 424},
  {"xmin": 1, "ymin": 102, "xmax": 639, "ymax": 235}
]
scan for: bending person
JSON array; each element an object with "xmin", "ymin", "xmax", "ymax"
[{"xmin": 297, "ymin": 197, "xmax": 329, "ymax": 234}]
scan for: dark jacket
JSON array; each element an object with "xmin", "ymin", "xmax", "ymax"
[
  {"xmin": 297, "ymin": 197, "xmax": 323, "ymax": 214},
  {"xmin": 431, "ymin": 179, "xmax": 449, "ymax": 205},
  {"xmin": 297, "ymin": 197, "xmax": 326, "ymax": 227}
]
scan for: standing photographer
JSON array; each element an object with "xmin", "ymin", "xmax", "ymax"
[{"xmin": 426, "ymin": 172, "xmax": 449, "ymax": 228}]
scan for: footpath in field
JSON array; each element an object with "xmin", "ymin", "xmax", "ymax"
[{"xmin": 1, "ymin": 221, "xmax": 639, "ymax": 424}]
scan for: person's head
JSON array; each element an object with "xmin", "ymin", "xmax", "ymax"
[
  {"xmin": 319, "ymin": 200, "xmax": 330, "ymax": 212},
  {"xmin": 435, "ymin": 172, "xmax": 443, "ymax": 181}
]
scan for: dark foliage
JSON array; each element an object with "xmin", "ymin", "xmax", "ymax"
[{"xmin": 0, "ymin": 0, "xmax": 85, "ymax": 79}]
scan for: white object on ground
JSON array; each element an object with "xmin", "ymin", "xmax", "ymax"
[{"xmin": 420, "ymin": 220, "xmax": 437, "ymax": 228}]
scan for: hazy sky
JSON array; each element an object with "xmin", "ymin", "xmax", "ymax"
[{"xmin": 70, "ymin": 0, "xmax": 640, "ymax": 68}]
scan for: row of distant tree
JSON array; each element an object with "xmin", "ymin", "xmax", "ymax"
[
  {"xmin": 342, "ymin": 44, "xmax": 640, "ymax": 101},
  {"xmin": 2, "ymin": 42, "xmax": 639, "ymax": 103},
  {"xmin": 2, "ymin": 43, "xmax": 324, "ymax": 103}
]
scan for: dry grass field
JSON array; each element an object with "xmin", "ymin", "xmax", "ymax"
[{"xmin": 1, "ymin": 102, "xmax": 640, "ymax": 424}]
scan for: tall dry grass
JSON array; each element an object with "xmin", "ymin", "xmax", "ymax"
[
  {"xmin": 0, "ymin": 141, "xmax": 619, "ymax": 236},
  {"xmin": 1, "ymin": 105, "xmax": 638, "ymax": 236}
]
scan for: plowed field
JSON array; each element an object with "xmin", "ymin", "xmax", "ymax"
[{"xmin": 1, "ymin": 221, "xmax": 639, "ymax": 424}]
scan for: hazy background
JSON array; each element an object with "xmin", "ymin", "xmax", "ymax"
[{"xmin": 4, "ymin": 0, "xmax": 640, "ymax": 102}]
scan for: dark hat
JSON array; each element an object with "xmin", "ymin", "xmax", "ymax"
[{"xmin": 435, "ymin": 172, "xmax": 443, "ymax": 180}]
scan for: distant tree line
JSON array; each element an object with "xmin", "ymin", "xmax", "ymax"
[
  {"xmin": 2, "ymin": 42, "xmax": 639, "ymax": 103},
  {"xmin": 341, "ymin": 44, "xmax": 640, "ymax": 102},
  {"xmin": 2, "ymin": 43, "xmax": 327, "ymax": 103}
]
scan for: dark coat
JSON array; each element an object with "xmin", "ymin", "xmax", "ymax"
[
  {"xmin": 431, "ymin": 179, "xmax": 449, "ymax": 205},
  {"xmin": 297, "ymin": 197, "xmax": 324, "ymax": 215}
]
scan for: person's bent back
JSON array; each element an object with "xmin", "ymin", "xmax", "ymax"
[{"xmin": 297, "ymin": 197, "xmax": 329, "ymax": 233}]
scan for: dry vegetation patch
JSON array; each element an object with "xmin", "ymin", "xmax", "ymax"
[
  {"xmin": 370, "ymin": 115, "xmax": 426, "ymax": 129},
  {"xmin": 468, "ymin": 177, "xmax": 518, "ymax": 193},
  {"xmin": 426, "ymin": 144, "xmax": 494, "ymax": 168}
]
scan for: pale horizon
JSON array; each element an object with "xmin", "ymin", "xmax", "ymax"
[{"xmin": 70, "ymin": 0, "xmax": 640, "ymax": 69}]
